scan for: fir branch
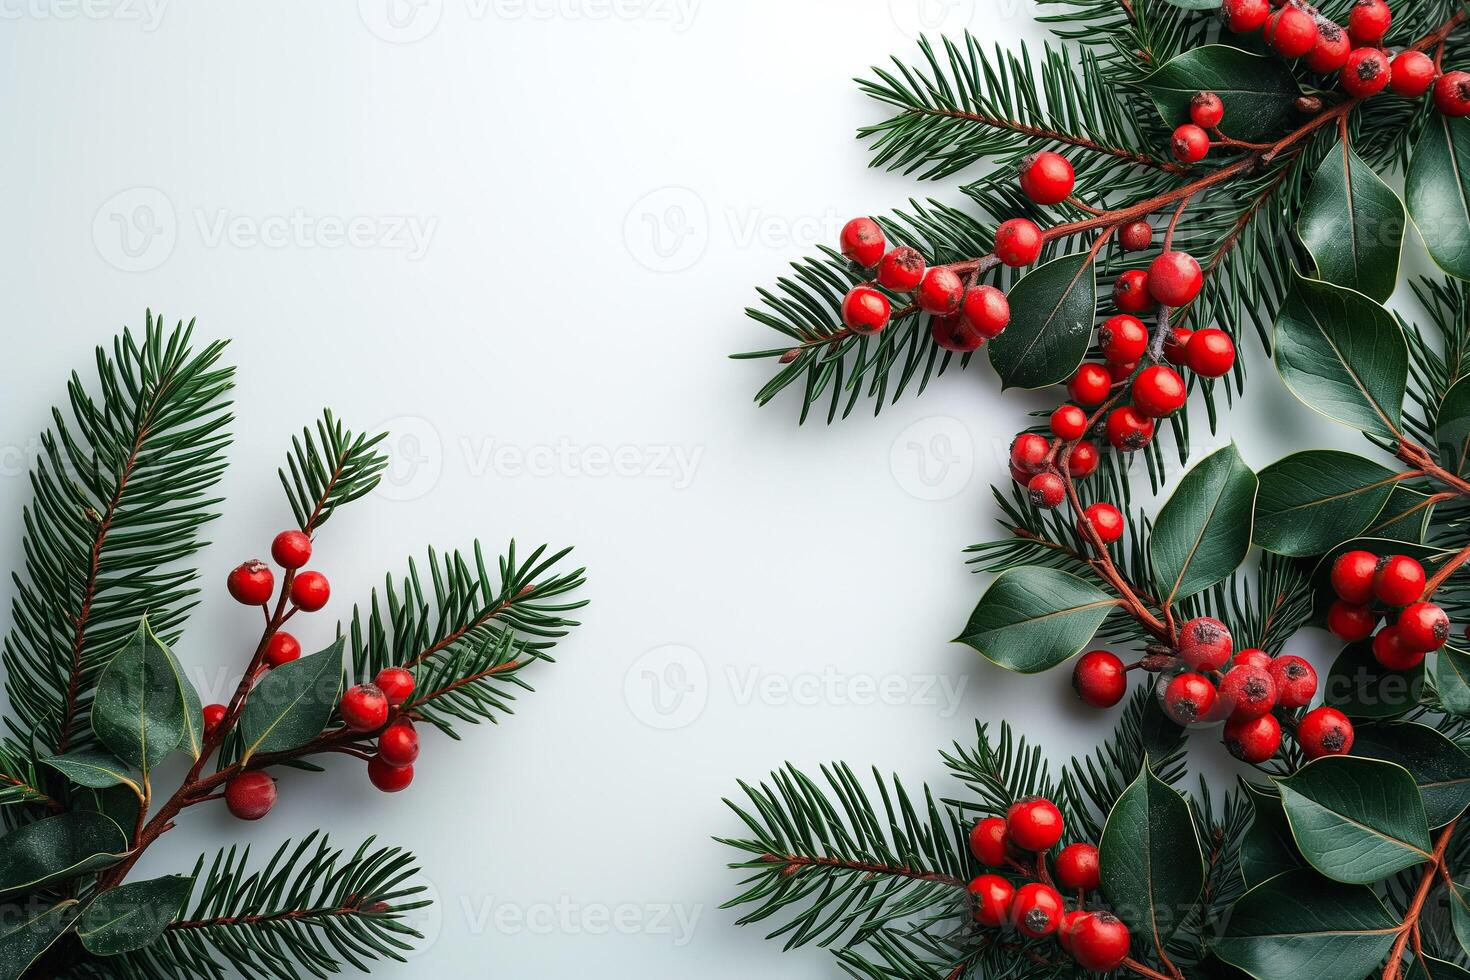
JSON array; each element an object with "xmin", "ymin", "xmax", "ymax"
[{"xmin": 278, "ymin": 411, "xmax": 389, "ymax": 534}]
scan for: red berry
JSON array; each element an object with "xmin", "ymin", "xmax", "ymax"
[
  {"xmin": 265, "ymin": 631, "xmax": 301, "ymax": 668},
  {"xmin": 1348, "ymin": 0, "xmax": 1390, "ymax": 44},
  {"xmin": 1190, "ymin": 92, "xmax": 1225, "ymax": 128},
  {"xmin": 840, "ymin": 217, "xmax": 885, "ymax": 268},
  {"xmin": 1019, "ymin": 151, "xmax": 1076, "ymax": 205},
  {"xmin": 1072, "ymin": 911, "xmax": 1132, "ymax": 973},
  {"xmin": 1219, "ymin": 665, "xmax": 1277, "ymax": 719},
  {"xmin": 1328, "ymin": 600, "xmax": 1378, "ymax": 642},
  {"xmin": 1374, "ymin": 555, "xmax": 1426, "ymax": 607},
  {"xmin": 1265, "ymin": 7, "xmax": 1319, "ymax": 58},
  {"xmin": 1435, "ymin": 72, "xmax": 1470, "ymax": 116},
  {"xmin": 289, "ymin": 570, "xmax": 331, "ymax": 612},
  {"xmin": 1068, "ymin": 364, "xmax": 1113, "ymax": 407},
  {"xmin": 1224, "ymin": 713, "xmax": 1282, "ymax": 764},
  {"xmin": 1058, "ymin": 909, "xmax": 1090, "ymax": 953},
  {"xmin": 995, "ymin": 218, "xmax": 1044, "ymax": 267},
  {"xmin": 271, "ymin": 530, "xmax": 312, "ymax": 570},
  {"xmin": 340, "ymin": 683, "xmax": 389, "ymax": 732},
  {"xmin": 1148, "ymin": 251, "xmax": 1204, "ymax": 306},
  {"xmin": 1073, "ymin": 649, "xmax": 1127, "ymax": 708},
  {"xmin": 1107, "ymin": 359, "xmax": 1138, "ymax": 383},
  {"xmin": 917, "ymin": 267, "xmax": 964, "ymax": 315},
  {"xmin": 1011, "ymin": 882, "xmax": 1064, "ymax": 938},
  {"xmin": 1119, "ymin": 220, "xmax": 1153, "ymax": 252},
  {"xmin": 1010, "ymin": 464, "xmax": 1030, "ymax": 485},
  {"xmin": 225, "ymin": 771, "xmax": 276, "ymax": 820},
  {"xmin": 1232, "ymin": 648, "xmax": 1273, "ymax": 670},
  {"xmin": 931, "ymin": 315, "xmax": 986, "ymax": 353},
  {"xmin": 1065, "ymin": 441, "xmax": 1100, "ymax": 478},
  {"xmin": 227, "ymin": 560, "xmax": 275, "ymax": 606},
  {"xmin": 969, "ymin": 816, "xmax": 1009, "ymax": 866},
  {"xmin": 841, "ymin": 286, "xmax": 891, "ymax": 335},
  {"xmin": 1341, "ymin": 48, "xmax": 1391, "ymax": 98},
  {"xmin": 1372, "ymin": 625, "xmax": 1425, "ymax": 670},
  {"xmin": 1331, "ymin": 549, "xmax": 1379, "ymax": 603},
  {"xmin": 1112, "ymin": 269, "xmax": 1155, "ymax": 314},
  {"xmin": 1006, "ymin": 796, "xmax": 1064, "ymax": 852},
  {"xmin": 1185, "ymin": 328, "xmax": 1236, "ymax": 377},
  {"xmin": 968, "ymin": 874, "xmax": 1015, "ymax": 927},
  {"xmin": 1391, "ymin": 50, "xmax": 1437, "ymax": 97},
  {"xmin": 203, "ymin": 703, "xmax": 227, "ymax": 740},
  {"xmin": 1179, "ymin": 616, "xmax": 1233, "ymax": 671},
  {"xmin": 1163, "ymin": 672, "xmax": 1218, "ymax": 725},
  {"xmin": 1306, "ymin": 22, "xmax": 1351, "ymax": 73},
  {"xmin": 877, "ymin": 246, "xmax": 925, "ymax": 291},
  {"xmin": 1010, "ymin": 432, "xmax": 1051, "ymax": 474},
  {"xmin": 367, "ymin": 755, "xmax": 414, "ymax": 792},
  {"xmin": 1099, "ymin": 314, "xmax": 1149, "ymax": 364},
  {"xmin": 1131, "ymin": 365, "xmax": 1187, "ymax": 417},
  {"xmin": 1105, "ymin": 406, "xmax": 1155, "ymax": 452},
  {"xmin": 1082, "ymin": 502, "xmax": 1125, "ymax": 544},
  {"xmin": 1028, "ymin": 472, "xmax": 1066, "ymax": 510},
  {"xmin": 961, "ymin": 284, "xmax": 1010, "ymax": 338},
  {"xmin": 1398, "ymin": 601, "xmax": 1450, "ymax": 652},
  {"xmin": 1298, "ymin": 706, "xmax": 1354, "ymax": 758},
  {"xmin": 1054, "ymin": 843, "xmax": 1101, "ymax": 892},
  {"xmin": 375, "ymin": 667, "xmax": 416, "ymax": 706},
  {"xmin": 1222, "ymin": 0, "xmax": 1270, "ymax": 32},
  {"xmin": 1170, "ymin": 123, "xmax": 1211, "ymax": 163},
  {"xmin": 1050, "ymin": 405, "xmax": 1088, "ymax": 440},
  {"xmin": 1164, "ymin": 326, "xmax": 1193, "ymax": 365},
  {"xmin": 377, "ymin": 720, "xmax": 420, "ymax": 768},
  {"xmin": 1269, "ymin": 655, "xmax": 1319, "ymax": 708}
]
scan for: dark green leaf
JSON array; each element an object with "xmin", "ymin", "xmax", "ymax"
[
  {"xmin": 1437, "ymin": 645, "xmax": 1470, "ymax": 717},
  {"xmin": 0, "ymin": 900, "xmax": 79, "ymax": 980},
  {"xmin": 41, "ymin": 749, "xmax": 139, "ymax": 796},
  {"xmin": 987, "ymin": 253, "xmax": 1096, "ymax": 390},
  {"xmin": 1436, "ymin": 375, "xmax": 1470, "ymax": 479},
  {"xmin": 1150, "ymin": 444, "xmax": 1257, "ymax": 603},
  {"xmin": 78, "ymin": 874, "xmax": 193, "ymax": 955},
  {"xmin": 1353, "ymin": 723, "xmax": 1470, "ymax": 828},
  {"xmin": 1215, "ymin": 870, "xmax": 1398, "ymax": 980},
  {"xmin": 1253, "ymin": 451, "xmax": 1398, "ymax": 557},
  {"xmin": 238, "ymin": 637, "xmax": 344, "ymax": 760},
  {"xmin": 1406, "ymin": 114, "xmax": 1470, "ymax": 280},
  {"xmin": 90, "ymin": 619, "xmax": 191, "ymax": 774},
  {"xmin": 1278, "ymin": 756, "xmax": 1432, "ymax": 883},
  {"xmin": 1408, "ymin": 956, "xmax": 1470, "ymax": 980},
  {"xmin": 1273, "ymin": 272, "xmax": 1408, "ymax": 439},
  {"xmin": 956, "ymin": 567, "xmax": 1116, "ymax": 674},
  {"xmin": 1099, "ymin": 763, "xmax": 1203, "ymax": 942},
  {"xmin": 1450, "ymin": 878, "xmax": 1470, "ymax": 957},
  {"xmin": 1325, "ymin": 642, "xmax": 1424, "ymax": 720},
  {"xmin": 1298, "ymin": 139, "xmax": 1404, "ymax": 302},
  {"xmin": 1362, "ymin": 486, "xmax": 1434, "ymax": 543},
  {"xmin": 1139, "ymin": 45, "xmax": 1300, "ymax": 141},
  {"xmin": 0, "ymin": 811, "xmax": 128, "ymax": 896},
  {"xmin": 1239, "ymin": 781, "xmax": 1300, "ymax": 889}
]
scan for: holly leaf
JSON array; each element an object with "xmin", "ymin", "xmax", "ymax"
[
  {"xmin": 987, "ymin": 253, "xmax": 1096, "ymax": 390},
  {"xmin": 956, "ymin": 567, "xmax": 1116, "ymax": 674},
  {"xmin": 1150, "ymin": 444, "xmax": 1256, "ymax": 604},
  {"xmin": 0, "ymin": 810, "xmax": 129, "ymax": 897},
  {"xmin": 1352, "ymin": 722, "xmax": 1470, "ymax": 828},
  {"xmin": 1436, "ymin": 645, "xmax": 1470, "ymax": 717},
  {"xmin": 1253, "ymin": 450, "xmax": 1398, "ymax": 557},
  {"xmin": 78, "ymin": 874, "xmax": 193, "ymax": 956},
  {"xmin": 41, "ymin": 749, "xmax": 140, "ymax": 797},
  {"xmin": 1298, "ymin": 138, "xmax": 1404, "ymax": 302},
  {"xmin": 1215, "ymin": 870, "xmax": 1398, "ymax": 979},
  {"xmin": 237, "ymin": 637, "xmax": 345, "ymax": 761},
  {"xmin": 1406, "ymin": 113, "xmax": 1470, "ymax": 280},
  {"xmin": 1278, "ymin": 756, "xmax": 1432, "ymax": 883},
  {"xmin": 90, "ymin": 619, "xmax": 194, "ymax": 775},
  {"xmin": 1436, "ymin": 375, "xmax": 1470, "ymax": 479},
  {"xmin": 1273, "ymin": 272, "xmax": 1408, "ymax": 440},
  {"xmin": 1239, "ymin": 781, "xmax": 1300, "ymax": 889},
  {"xmin": 1363, "ymin": 485, "xmax": 1435, "ymax": 543},
  {"xmin": 0, "ymin": 900, "xmax": 79, "ymax": 980},
  {"xmin": 1138, "ymin": 45, "xmax": 1300, "ymax": 141},
  {"xmin": 1099, "ymin": 762, "xmax": 1203, "ymax": 943},
  {"xmin": 1324, "ymin": 643, "xmax": 1424, "ymax": 720}
]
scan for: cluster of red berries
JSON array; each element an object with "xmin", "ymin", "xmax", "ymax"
[
  {"xmin": 226, "ymin": 529, "xmax": 330, "ymax": 613},
  {"xmin": 1072, "ymin": 617, "xmax": 1354, "ymax": 764},
  {"xmin": 1221, "ymin": 0, "xmax": 1469, "ymax": 112},
  {"xmin": 1326, "ymin": 551, "xmax": 1452, "ymax": 669},
  {"xmin": 966, "ymin": 797, "xmax": 1130, "ymax": 972},
  {"xmin": 341, "ymin": 668, "xmax": 420, "ymax": 792}
]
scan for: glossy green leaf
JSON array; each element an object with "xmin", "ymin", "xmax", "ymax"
[
  {"xmin": 1215, "ymin": 870, "xmax": 1398, "ymax": 980},
  {"xmin": 1450, "ymin": 878, "xmax": 1470, "ymax": 957},
  {"xmin": 1239, "ymin": 781, "xmax": 1300, "ymax": 889},
  {"xmin": 78, "ymin": 874, "xmax": 193, "ymax": 955},
  {"xmin": 1408, "ymin": 956, "xmax": 1470, "ymax": 980},
  {"xmin": 1278, "ymin": 756, "xmax": 1432, "ymax": 883},
  {"xmin": 0, "ymin": 811, "xmax": 128, "ymax": 897},
  {"xmin": 1353, "ymin": 723, "xmax": 1470, "ymax": 828},
  {"xmin": 238, "ymin": 637, "xmax": 345, "ymax": 761},
  {"xmin": 1298, "ymin": 139, "xmax": 1404, "ymax": 302},
  {"xmin": 41, "ymin": 749, "xmax": 139, "ymax": 796},
  {"xmin": 1436, "ymin": 645, "xmax": 1470, "ymax": 717},
  {"xmin": 0, "ymin": 900, "xmax": 79, "ymax": 980},
  {"xmin": 1253, "ymin": 450, "xmax": 1398, "ymax": 557},
  {"xmin": 1436, "ymin": 375, "xmax": 1470, "ymax": 479},
  {"xmin": 1150, "ymin": 444, "xmax": 1257, "ymax": 603},
  {"xmin": 987, "ymin": 253, "xmax": 1096, "ymax": 390},
  {"xmin": 956, "ymin": 567, "xmax": 1115, "ymax": 674},
  {"xmin": 1139, "ymin": 45, "xmax": 1300, "ymax": 141},
  {"xmin": 1362, "ymin": 485, "xmax": 1434, "ymax": 543},
  {"xmin": 90, "ymin": 619, "xmax": 192, "ymax": 774},
  {"xmin": 1322, "ymin": 642, "xmax": 1422, "ymax": 720},
  {"xmin": 1273, "ymin": 273, "xmax": 1408, "ymax": 439},
  {"xmin": 1099, "ymin": 763, "xmax": 1203, "ymax": 942},
  {"xmin": 1407, "ymin": 113, "xmax": 1470, "ymax": 280}
]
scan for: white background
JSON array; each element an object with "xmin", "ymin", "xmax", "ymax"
[{"xmin": 0, "ymin": 1, "xmax": 1430, "ymax": 977}]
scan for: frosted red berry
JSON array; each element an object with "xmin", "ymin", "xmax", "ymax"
[
  {"xmin": 1112, "ymin": 269, "xmax": 1155, "ymax": 314},
  {"xmin": 265, "ymin": 631, "xmax": 301, "ymax": 668},
  {"xmin": 1265, "ymin": 7, "xmax": 1319, "ymax": 58},
  {"xmin": 1011, "ymin": 882, "xmax": 1064, "ymax": 938},
  {"xmin": 1051, "ymin": 405, "xmax": 1088, "ymax": 441},
  {"xmin": 1185, "ymin": 328, "xmax": 1236, "ymax": 377},
  {"xmin": 969, "ymin": 816, "xmax": 1009, "ymax": 866},
  {"xmin": 961, "ymin": 285, "xmax": 1010, "ymax": 337},
  {"xmin": 289, "ymin": 570, "xmax": 331, "ymax": 612},
  {"xmin": 840, "ymin": 217, "xmax": 885, "ymax": 268},
  {"xmin": 841, "ymin": 286, "xmax": 891, "ymax": 335},
  {"xmin": 917, "ymin": 267, "xmax": 965, "ymax": 315},
  {"xmin": 377, "ymin": 720, "xmax": 420, "ymax": 768},
  {"xmin": 340, "ymin": 683, "xmax": 389, "ymax": 732},
  {"xmin": 1373, "ymin": 625, "xmax": 1425, "ymax": 670},
  {"xmin": 1332, "ymin": 550, "xmax": 1379, "ymax": 603},
  {"xmin": 1348, "ymin": 0, "xmax": 1391, "ymax": 44},
  {"xmin": 375, "ymin": 667, "xmax": 416, "ymax": 706},
  {"xmin": 1132, "ymin": 365, "xmax": 1187, "ymax": 417},
  {"xmin": 1055, "ymin": 843, "xmax": 1101, "ymax": 892},
  {"xmin": 1232, "ymin": 648, "xmax": 1273, "ymax": 670},
  {"xmin": 931, "ymin": 315, "xmax": 986, "ymax": 353},
  {"xmin": 1119, "ymin": 220, "xmax": 1153, "ymax": 252},
  {"xmin": 1006, "ymin": 796, "xmax": 1064, "ymax": 852},
  {"xmin": 1028, "ymin": 472, "xmax": 1066, "ymax": 509},
  {"xmin": 225, "ymin": 771, "xmax": 276, "ymax": 821},
  {"xmin": 1072, "ymin": 912, "xmax": 1132, "ymax": 973},
  {"xmin": 1163, "ymin": 672, "xmax": 1217, "ymax": 725},
  {"xmin": 1171, "ymin": 124, "xmax": 1210, "ymax": 163},
  {"xmin": 1058, "ymin": 909, "xmax": 1089, "ymax": 953},
  {"xmin": 1222, "ymin": 0, "xmax": 1270, "ymax": 32},
  {"xmin": 1306, "ymin": 23, "xmax": 1351, "ymax": 73},
  {"xmin": 367, "ymin": 756, "xmax": 414, "ymax": 792},
  {"xmin": 1341, "ymin": 48, "xmax": 1391, "ymax": 98},
  {"xmin": 1148, "ymin": 251, "xmax": 1204, "ymax": 306},
  {"xmin": 1082, "ymin": 503, "xmax": 1125, "ymax": 544},
  {"xmin": 271, "ymin": 530, "xmax": 312, "ymax": 570},
  {"xmin": 1374, "ymin": 555, "xmax": 1426, "ymax": 607},
  {"xmin": 227, "ymin": 560, "xmax": 274, "ymax": 606},
  {"xmin": 1019, "ymin": 151, "xmax": 1076, "ymax": 205},
  {"xmin": 1065, "ymin": 441, "xmax": 1100, "ymax": 478},
  {"xmin": 1398, "ymin": 601, "xmax": 1450, "ymax": 652},
  {"xmin": 1190, "ymin": 92, "xmax": 1224, "ymax": 128},
  {"xmin": 995, "ymin": 218, "xmax": 1044, "ymax": 266},
  {"xmin": 1328, "ymin": 600, "xmax": 1377, "ymax": 642},
  {"xmin": 203, "ymin": 703, "xmax": 227, "ymax": 740},
  {"xmin": 1105, "ymin": 406, "xmax": 1155, "ymax": 452},
  {"xmin": 1100, "ymin": 314, "xmax": 1148, "ymax": 364},
  {"xmin": 1179, "ymin": 616, "xmax": 1233, "ymax": 671},
  {"xmin": 1073, "ymin": 649, "xmax": 1127, "ymax": 707},
  {"xmin": 1068, "ymin": 364, "xmax": 1113, "ymax": 407},
  {"xmin": 1391, "ymin": 50, "xmax": 1437, "ymax": 97},
  {"xmin": 969, "ymin": 874, "xmax": 1015, "ymax": 927},
  {"xmin": 1010, "ymin": 432, "xmax": 1051, "ymax": 473},
  {"xmin": 877, "ymin": 246, "xmax": 925, "ymax": 291},
  {"xmin": 1224, "ymin": 713, "xmax": 1281, "ymax": 764},
  {"xmin": 1269, "ymin": 655, "xmax": 1319, "ymax": 708},
  {"xmin": 1219, "ymin": 665, "xmax": 1277, "ymax": 720},
  {"xmin": 1436, "ymin": 72, "xmax": 1470, "ymax": 116},
  {"xmin": 1298, "ymin": 706, "xmax": 1354, "ymax": 758}
]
